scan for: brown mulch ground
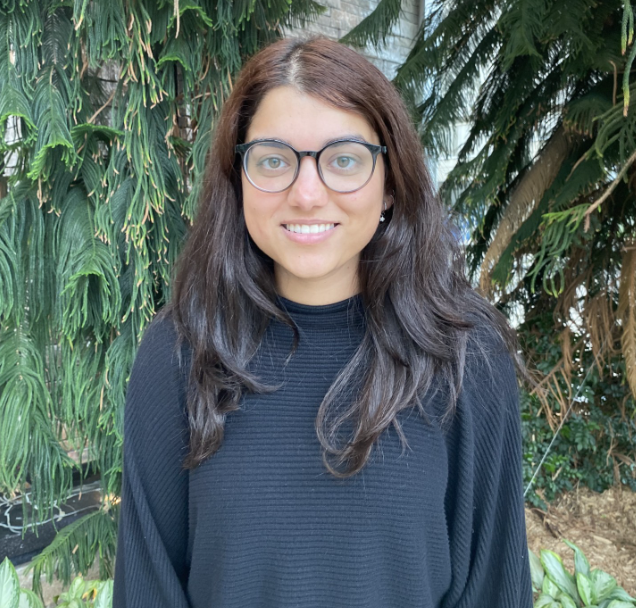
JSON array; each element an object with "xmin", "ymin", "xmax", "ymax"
[{"xmin": 525, "ymin": 486, "xmax": 636, "ymax": 596}]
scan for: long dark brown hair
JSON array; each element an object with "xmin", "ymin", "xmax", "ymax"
[{"xmin": 165, "ymin": 36, "xmax": 520, "ymax": 478}]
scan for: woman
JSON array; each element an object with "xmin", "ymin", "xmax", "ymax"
[{"xmin": 113, "ymin": 37, "xmax": 533, "ymax": 608}]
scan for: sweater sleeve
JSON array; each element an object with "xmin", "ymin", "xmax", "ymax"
[
  {"xmin": 441, "ymin": 339, "xmax": 533, "ymax": 608},
  {"xmin": 113, "ymin": 315, "xmax": 192, "ymax": 608}
]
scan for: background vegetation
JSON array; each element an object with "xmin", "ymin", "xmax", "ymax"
[{"xmin": 0, "ymin": 0, "xmax": 634, "ymax": 597}]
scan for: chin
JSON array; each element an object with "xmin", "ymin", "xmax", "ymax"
[
  {"xmin": 287, "ymin": 268, "xmax": 334, "ymax": 281},
  {"xmin": 278, "ymin": 260, "xmax": 339, "ymax": 282}
]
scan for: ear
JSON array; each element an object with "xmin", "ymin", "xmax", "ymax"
[{"xmin": 383, "ymin": 192, "xmax": 395, "ymax": 210}]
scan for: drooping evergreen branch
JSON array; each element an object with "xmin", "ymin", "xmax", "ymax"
[
  {"xmin": 0, "ymin": 0, "xmax": 327, "ymax": 591},
  {"xmin": 339, "ymin": 0, "xmax": 403, "ymax": 48},
  {"xmin": 394, "ymin": 0, "xmax": 636, "ymax": 428}
]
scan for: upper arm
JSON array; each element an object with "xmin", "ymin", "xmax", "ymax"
[
  {"xmin": 442, "ymin": 331, "xmax": 533, "ymax": 608},
  {"xmin": 113, "ymin": 315, "xmax": 192, "ymax": 607}
]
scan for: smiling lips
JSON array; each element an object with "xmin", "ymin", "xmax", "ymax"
[
  {"xmin": 281, "ymin": 222, "xmax": 339, "ymax": 243},
  {"xmin": 284, "ymin": 223, "xmax": 336, "ymax": 234}
]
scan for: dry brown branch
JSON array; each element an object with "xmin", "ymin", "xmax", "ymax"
[
  {"xmin": 554, "ymin": 249, "xmax": 589, "ymax": 325},
  {"xmin": 529, "ymin": 333, "xmax": 587, "ymax": 430},
  {"xmin": 480, "ymin": 127, "xmax": 573, "ymax": 294},
  {"xmin": 583, "ymin": 290, "xmax": 618, "ymax": 372},
  {"xmin": 618, "ymin": 247, "xmax": 636, "ymax": 399},
  {"xmin": 174, "ymin": 0, "xmax": 180, "ymax": 39},
  {"xmin": 531, "ymin": 361, "xmax": 565, "ymax": 430},
  {"xmin": 88, "ymin": 87, "xmax": 117, "ymax": 125},
  {"xmin": 560, "ymin": 327, "xmax": 573, "ymax": 382},
  {"xmin": 548, "ymin": 373, "xmax": 570, "ymax": 426}
]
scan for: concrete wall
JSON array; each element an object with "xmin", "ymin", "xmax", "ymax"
[{"xmin": 288, "ymin": 0, "xmax": 423, "ymax": 80}]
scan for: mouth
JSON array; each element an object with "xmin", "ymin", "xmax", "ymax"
[{"xmin": 282, "ymin": 223, "xmax": 338, "ymax": 234}]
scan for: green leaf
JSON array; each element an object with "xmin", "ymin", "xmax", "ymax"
[
  {"xmin": 530, "ymin": 549, "xmax": 545, "ymax": 591},
  {"xmin": 578, "ymin": 573, "xmax": 594, "ymax": 607},
  {"xmin": 80, "ymin": 580, "xmax": 100, "ymax": 600},
  {"xmin": 27, "ymin": 68, "xmax": 79, "ymax": 181},
  {"xmin": 0, "ymin": 557, "xmax": 20, "ymax": 608},
  {"xmin": 156, "ymin": 36, "xmax": 195, "ymax": 72},
  {"xmin": 339, "ymin": 0, "xmax": 402, "ymax": 48},
  {"xmin": 543, "ymin": 574, "xmax": 562, "ymax": 598},
  {"xmin": 564, "ymin": 540, "xmax": 591, "ymax": 579},
  {"xmin": 607, "ymin": 588, "xmax": 636, "ymax": 602},
  {"xmin": 541, "ymin": 550, "xmax": 579, "ymax": 601},
  {"xmin": 534, "ymin": 593, "xmax": 562, "ymax": 608},
  {"xmin": 0, "ymin": 84, "xmax": 36, "ymax": 146},
  {"xmin": 591, "ymin": 570, "xmax": 617, "ymax": 602},
  {"xmin": 606, "ymin": 601, "xmax": 636, "ymax": 608},
  {"xmin": 27, "ymin": 510, "xmax": 117, "ymax": 598},
  {"xmin": 17, "ymin": 589, "xmax": 43, "ymax": 608},
  {"xmin": 67, "ymin": 577, "xmax": 86, "ymax": 599},
  {"xmin": 70, "ymin": 124, "xmax": 124, "ymax": 142},
  {"xmin": 93, "ymin": 580, "xmax": 113, "ymax": 608},
  {"xmin": 168, "ymin": 0, "xmax": 213, "ymax": 28},
  {"xmin": 560, "ymin": 596, "xmax": 578, "ymax": 608}
]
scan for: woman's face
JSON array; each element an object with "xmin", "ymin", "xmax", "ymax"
[{"xmin": 241, "ymin": 86, "xmax": 387, "ymax": 305}]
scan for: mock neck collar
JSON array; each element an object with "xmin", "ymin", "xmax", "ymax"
[{"xmin": 276, "ymin": 294, "xmax": 365, "ymax": 329}]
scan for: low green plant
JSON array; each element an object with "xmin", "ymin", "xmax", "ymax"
[
  {"xmin": 0, "ymin": 557, "xmax": 112, "ymax": 608},
  {"xmin": 530, "ymin": 540, "xmax": 636, "ymax": 608}
]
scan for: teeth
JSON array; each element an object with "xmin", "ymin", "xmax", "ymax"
[{"xmin": 285, "ymin": 223, "xmax": 335, "ymax": 234}]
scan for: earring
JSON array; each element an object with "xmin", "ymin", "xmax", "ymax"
[{"xmin": 379, "ymin": 199, "xmax": 387, "ymax": 223}]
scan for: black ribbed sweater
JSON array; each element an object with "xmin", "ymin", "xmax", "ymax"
[{"xmin": 113, "ymin": 296, "xmax": 533, "ymax": 608}]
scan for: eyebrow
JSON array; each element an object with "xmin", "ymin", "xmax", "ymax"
[
  {"xmin": 250, "ymin": 134, "xmax": 373, "ymax": 147},
  {"xmin": 322, "ymin": 134, "xmax": 372, "ymax": 146}
]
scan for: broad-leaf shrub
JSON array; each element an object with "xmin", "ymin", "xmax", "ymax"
[
  {"xmin": 0, "ymin": 557, "xmax": 112, "ymax": 608},
  {"xmin": 530, "ymin": 540, "xmax": 636, "ymax": 608}
]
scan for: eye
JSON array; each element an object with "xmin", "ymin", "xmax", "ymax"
[
  {"xmin": 334, "ymin": 156, "xmax": 356, "ymax": 169},
  {"xmin": 326, "ymin": 155, "xmax": 361, "ymax": 173},
  {"xmin": 258, "ymin": 156, "xmax": 289, "ymax": 171}
]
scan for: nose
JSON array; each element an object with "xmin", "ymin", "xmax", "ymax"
[{"xmin": 287, "ymin": 156, "xmax": 329, "ymax": 209}]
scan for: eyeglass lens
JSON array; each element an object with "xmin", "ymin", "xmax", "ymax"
[{"xmin": 244, "ymin": 141, "xmax": 376, "ymax": 193}]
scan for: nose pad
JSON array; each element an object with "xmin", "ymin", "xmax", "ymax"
[
  {"xmin": 296, "ymin": 156, "xmax": 322, "ymax": 183},
  {"xmin": 288, "ymin": 157, "xmax": 328, "ymax": 207}
]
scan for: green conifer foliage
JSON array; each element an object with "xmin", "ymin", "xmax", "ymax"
[
  {"xmin": 394, "ymin": 0, "xmax": 636, "ymax": 407},
  {"xmin": 0, "ymin": 0, "xmax": 323, "ymax": 589}
]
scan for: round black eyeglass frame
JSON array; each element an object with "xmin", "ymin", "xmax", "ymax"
[{"xmin": 235, "ymin": 138, "xmax": 388, "ymax": 194}]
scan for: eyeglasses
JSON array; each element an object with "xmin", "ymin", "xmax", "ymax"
[{"xmin": 235, "ymin": 139, "xmax": 387, "ymax": 193}]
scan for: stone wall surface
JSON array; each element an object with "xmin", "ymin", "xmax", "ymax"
[{"xmin": 288, "ymin": 0, "xmax": 422, "ymax": 79}]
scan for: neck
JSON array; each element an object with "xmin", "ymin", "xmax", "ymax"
[{"xmin": 274, "ymin": 264, "xmax": 360, "ymax": 306}]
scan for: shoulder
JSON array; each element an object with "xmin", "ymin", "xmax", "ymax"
[
  {"xmin": 131, "ymin": 309, "xmax": 191, "ymax": 378},
  {"xmin": 436, "ymin": 321, "xmax": 523, "ymax": 477},
  {"xmin": 130, "ymin": 313, "xmax": 177, "ymax": 379},
  {"xmin": 123, "ymin": 310, "xmax": 191, "ymax": 462},
  {"xmin": 464, "ymin": 319, "xmax": 517, "ymax": 384},
  {"xmin": 137, "ymin": 309, "xmax": 179, "ymax": 354},
  {"xmin": 126, "ymin": 309, "xmax": 190, "ymax": 419},
  {"xmin": 459, "ymin": 320, "xmax": 520, "ymax": 427}
]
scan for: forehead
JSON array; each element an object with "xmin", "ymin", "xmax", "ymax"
[{"xmin": 245, "ymin": 86, "xmax": 380, "ymax": 149}]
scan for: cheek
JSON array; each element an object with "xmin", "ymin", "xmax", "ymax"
[
  {"xmin": 347, "ymin": 185, "xmax": 384, "ymax": 234},
  {"xmin": 242, "ymin": 185, "xmax": 278, "ymax": 253},
  {"xmin": 356, "ymin": 188, "xmax": 385, "ymax": 248},
  {"xmin": 243, "ymin": 199, "xmax": 265, "ymax": 245}
]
